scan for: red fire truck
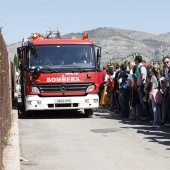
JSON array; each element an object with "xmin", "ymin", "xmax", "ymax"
[{"xmin": 17, "ymin": 31, "xmax": 101, "ymax": 117}]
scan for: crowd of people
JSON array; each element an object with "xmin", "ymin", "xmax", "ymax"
[{"xmin": 98, "ymin": 55, "xmax": 170, "ymax": 127}]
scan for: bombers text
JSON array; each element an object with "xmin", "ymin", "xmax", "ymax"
[{"xmin": 47, "ymin": 76, "xmax": 80, "ymax": 82}]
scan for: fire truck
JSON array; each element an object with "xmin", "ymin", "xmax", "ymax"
[{"xmin": 17, "ymin": 31, "xmax": 101, "ymax": 117}]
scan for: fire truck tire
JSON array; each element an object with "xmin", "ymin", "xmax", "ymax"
[
  {"xmin": 84, "ymin": 109, "xmax": 93, "ymax": 118},
  {"xmin": 18, "ymin": 107, "xmax": 28, "ymax": 119},
  {"xmin": 21, "ymin": 85, "xmax": 25, "ymax": 106},
  {"xmin": 25, "ymin": 111, "xmax": 33, "ymax": 117}
]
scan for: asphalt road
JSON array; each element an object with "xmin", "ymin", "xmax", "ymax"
[{"xmin": 19, "ymin": 108, "xmax": 170, "ymax": 170}]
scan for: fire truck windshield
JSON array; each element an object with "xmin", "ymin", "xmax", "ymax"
[{"xmin": 29, "ymin": 45, "xmax": 96, "ymax": 70}]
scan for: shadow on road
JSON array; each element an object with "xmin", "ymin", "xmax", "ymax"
[
  {"xmin": 17, "ymin": 101, "xmax": 87, "ymax": 119},
  {"xmin": 94, "ymin": 108, "xmax": 170, "ymax": 150}
]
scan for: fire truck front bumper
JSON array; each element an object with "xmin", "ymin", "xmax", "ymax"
[{"xmin": 25, "ymin": 94, "xmax": 99, "ymax": 111}]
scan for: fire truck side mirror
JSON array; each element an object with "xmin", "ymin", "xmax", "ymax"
[
  {"xmin": 27, "ymin": 42, "xmax": 38, "ymax": 58},
  {"xmin": 31, "ymin": 47, "xmax": 38, "ymax": 58},
  {"xmin": 17, "ymin": 47, "xmax": 26, "ymax": 60},
  {"xmin": 17, "ymin": 47, "xmax": 22, "ymax": 60}
]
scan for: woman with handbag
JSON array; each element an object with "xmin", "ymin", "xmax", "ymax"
[{"xmin": 149, "ymin": 68, "xmax": 161, "ymax": 125}]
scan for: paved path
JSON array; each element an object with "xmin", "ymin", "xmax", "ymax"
[
  {"xmin": 19, "ymin": 109, "xmax": 170, "ymax": 170},
  {"xmin": 3, "ymin": 109, "xmax": 20, "ymax": 170}
]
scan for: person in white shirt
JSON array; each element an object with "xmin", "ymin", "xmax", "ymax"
[
  {"xmin": 135, "ymin": 55, "xmax": 147, "ymax": 121},
  {"xmin": 128, "ymin": 62, "xmax": 135, "ymax": 75}
]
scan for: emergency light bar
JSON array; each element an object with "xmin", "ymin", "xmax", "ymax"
[
  {"xmin": 24, "ymin": 31, "xmax": 89, "ymax": 42},
  {"xmin": 32, "ymin": 33, "xmax": 45, "ymax": 40},
  {"xmin": 83, "ymin": 33, "xmax": 88, "ymax": 40}
]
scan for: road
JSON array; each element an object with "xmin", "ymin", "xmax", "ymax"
[{"xmin": 19, "ymin": 108, "xmax": 170, "ymax": 170}]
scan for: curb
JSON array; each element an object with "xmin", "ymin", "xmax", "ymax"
[{"xmin": 3, "ymin": 109, "xmax": 20, "ymax": 170}]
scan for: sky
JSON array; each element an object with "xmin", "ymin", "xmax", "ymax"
[{"xmin": 1, "ymin": 0, "xmax": 170, "ymax": 45}]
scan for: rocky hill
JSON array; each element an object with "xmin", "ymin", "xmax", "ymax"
[{"xmin": 7, "ymin": 27, "xmax": 170, "ymax": 64}]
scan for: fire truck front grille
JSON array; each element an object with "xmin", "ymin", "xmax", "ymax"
[
  {"xmin": 47, "ymin": 103, "xmax": 78, "ymax": 108},
  {"xmin": 34, "ymin": 83, "xmax": 94, "ymax": 93}
]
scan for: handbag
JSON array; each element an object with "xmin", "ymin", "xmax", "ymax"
[
  {"xmin": 100, "ymin": 86, "xmax": 111, "ymax": 106},
  {"xmin": 152, "ymin": 89, "xmax": 164, "ymax": 104}
]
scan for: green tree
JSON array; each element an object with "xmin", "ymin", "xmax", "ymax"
[
  {"xmin": 166, "ymin": 54, "xmax": 170, "ymax": 58},
  {"xmin": 14, "ymin": 54, "xmax": 19, "ymax": 70}
]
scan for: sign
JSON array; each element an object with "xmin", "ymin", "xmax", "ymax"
[
  {"xmin": 54, "ymin": 99, "xmax": 72, "ymax": 104},
  {"xmin": 47, "ymin": 75, "xmax": 80, "ymax": 82}
]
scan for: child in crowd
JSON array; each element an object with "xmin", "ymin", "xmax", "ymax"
[
  {"xmin": 144, "ymin": 71, "xmax": 153, "ymax": 121},
  {"xmin": 106, "ymin": 69, "xmax": 115, "ymax": 112},
  {"xmin": 149, "ymin": 68, "xmax": 161, "ymax": 125}
]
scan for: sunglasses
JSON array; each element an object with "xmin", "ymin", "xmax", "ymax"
[{"xmin": 164, "ymin": 61, "xmax": 169, "ymax": 65}]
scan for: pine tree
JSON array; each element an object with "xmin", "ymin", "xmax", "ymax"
[{"xmin": 14, "ymin": 54, "xmax": 19, "ymax": 70}]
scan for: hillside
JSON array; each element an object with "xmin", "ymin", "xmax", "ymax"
[{"xmin": 7, "ymin": 27, "xmax": 170, "ymax": 64}]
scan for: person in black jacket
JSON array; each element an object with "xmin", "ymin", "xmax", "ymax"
[{"xmin": 118, "ymin": 64, "xmax": 130, "ymax": 118}]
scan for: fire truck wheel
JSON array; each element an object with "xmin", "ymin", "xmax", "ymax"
[
  {"xmin": 25, "ymin": 111, "xmax": 33, "ymax": 117},
  {"xmin": 84, "ymin": 109, "xmax": 93, "ymax": 118},
  {"xmin": 18, "ymin": 108, "xmax": 29, "ymax": 119}
]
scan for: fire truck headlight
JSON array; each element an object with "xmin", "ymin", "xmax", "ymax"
[
  {"xmin": 94, "ymin": 99, "xmax": 98, "ymax": 103},
  {"xmin": 85, "ymin": 99, "xmax": 98, "ymax": 103},
  {"xmin": 86, "ymin": 85, "xmax": 95, "ymax": 92},
  {"xmin": 27, "ymin": 100, "xmax": 42, "ymax": 105},
  {"xmin": 31, "ymin": 86, "xmax": 40, "ymax": 93}
]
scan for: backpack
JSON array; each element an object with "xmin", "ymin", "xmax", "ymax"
[
  {"xmin": 119, "ymin": 71, "xmax": 128, "ymax": 89},
  {"xmin": 107, "ymin": 76, "xmax": 114, "ymax": 92},
  {"xmin": 108, "ymin": 76, "xmax": 114, "ymax": 87},
  {"xmin": 133, "ymin": 79, "xmax": 137, "ymax": 90},
  {"xmin": 152, "ymin": 89, "xmax": 164, "ymax": 105}
]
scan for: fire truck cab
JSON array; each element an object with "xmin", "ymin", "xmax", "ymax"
[{"xmin": 17, "ymin": 31, "xmax": 101, "ymax": 117}]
